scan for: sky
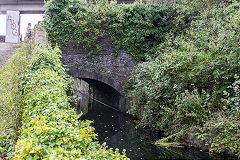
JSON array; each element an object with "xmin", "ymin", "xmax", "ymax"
[{"xmin": 0, "ymin": 14, "xmax": 44, "ymax": 36}]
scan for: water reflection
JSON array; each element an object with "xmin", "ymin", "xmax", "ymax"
[{"xmin": 80, "ymin": 101, "xmax": 223, "ymax": 160}]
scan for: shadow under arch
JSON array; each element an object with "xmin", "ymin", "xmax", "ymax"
[{"xmin": 72, "ymin": 77, "xmax": 129, "ymax": 115}]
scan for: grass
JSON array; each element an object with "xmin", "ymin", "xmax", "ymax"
[{"xmin": 0, "ymin": 42, "xmax": 32, "ymax": 159}]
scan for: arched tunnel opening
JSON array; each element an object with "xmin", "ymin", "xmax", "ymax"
[
  {"xmin": 72, "ymin": 78, "xmax": 128, "ymax": 115},
  {"xmin": 71, "ymin": 78, "xmax": 131, "ymax": 142}
]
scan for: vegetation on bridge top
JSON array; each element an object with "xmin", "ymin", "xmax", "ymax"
[{"xmin": 44, "ymin": 0, "xmax": 196, "ymax": 61}]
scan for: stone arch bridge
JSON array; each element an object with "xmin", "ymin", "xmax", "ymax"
[{"xmin": 59, "ymin": 35, "xmax": 136, "ymax": 112}]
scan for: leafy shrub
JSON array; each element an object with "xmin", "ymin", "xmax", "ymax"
[
  {"xmin": 222, "ymin": 74, "xmax": 240, "ymax": 113},
  {"xmin": 126, "ymin": 51, "xmax": 211, "ymax": 132},
  {"xmin": 14, "ymin": 42, "xmax": 128, "ymax": 159},
  {"xmin": 197, "ymin": 114, "xmax": 240, "ymax": 157},
  {"xmin": 127, "ymin": 1, "xmax": 240, "ymax": 124},
  {"xmin": 106, "ymin": 3, "xmax": 194, "ymax": 61},
  {"xmin": 174, "ymin": 89, "xmax": 208, "ymax": 126},
  {"xmin": 126, "ymin": 2, "xmax": 240, "ymax": 157}
]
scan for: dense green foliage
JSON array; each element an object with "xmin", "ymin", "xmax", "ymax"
[
  {"xmin": 106, "ymin": 3, "xmax": 193, "ymax": 61},
  {"xmin": 0, "ymin": 44, "xmax": 29, "ymax": 159},
  {"xmin": 126, "ymin": 2, "xmax": 240, "ymax": 157},
  {"xmin": 197, "ymin": 114, "xmax": 239, "ymax": 156},
  {"xmin": 14, "ymin": 42, "xmax": 128, "ymax": 159},
  {"xmin": 44, "ymin": 0, "xmax": 194, "ymax": 61}
]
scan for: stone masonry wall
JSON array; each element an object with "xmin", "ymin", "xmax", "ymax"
[
  {"xmin": 33, "ymin": 26, "xmax": 47, "ymax": 44},
  {"xmin": 60, "ymin": 34, "xmax": 136, "ymax": 94}
]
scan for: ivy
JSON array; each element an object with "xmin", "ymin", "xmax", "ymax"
[
  {"xmin": 44, "ymin": 0, "xmax": 121, "ymax": 57},
  {"xmin": 44, "ymin": 0, "xmax": 194, "ymax": 61}
]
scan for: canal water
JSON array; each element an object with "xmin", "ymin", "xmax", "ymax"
[{"xmin": 80, "ymin": 100, "xmax": 224, "ymax": 160}]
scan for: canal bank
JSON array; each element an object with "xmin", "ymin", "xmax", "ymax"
[{"xmin": 72, "ymin": 78, "xmax": 238, "ymax": 159}]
